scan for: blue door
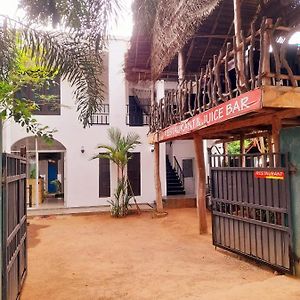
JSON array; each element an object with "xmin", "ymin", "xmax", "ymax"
[{"xmin": 48, "ymin": 161, "xmax": 58, "ymax": 193}]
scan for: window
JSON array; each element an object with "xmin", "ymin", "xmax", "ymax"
[
  {"xmin": 127, "ymin": 152, "xmax": 141, "ymax": 196},
  {"xmin": 183, "ymin": 159, "xmax": 193, "ymax": 178},
  {"xmin": 17, "ymin": 78, "xmax": 61, "ymax": 115},
  {"xmin": 99, "ymin": 157, "xmax": 110, "ymax": 197},
  {"xmin": 127, "ymin": 96, "xmax": 150, "ymax": 126}
]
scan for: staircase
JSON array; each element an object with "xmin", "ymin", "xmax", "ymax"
[{"xmin": 166, "ymin": 156, "xmax": 185, "ymax": 195}]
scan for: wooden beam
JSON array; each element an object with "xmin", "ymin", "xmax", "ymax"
[
  {"xmin": 185, "ymin": 39, "xmax": 195, "ymax": 69},
  {"xmin": 262, "ymin": 86, "xmax": 300, "ymax": 108},
  {"xmin": 194, "ymin": 34, "xmax": 233, "ymax": 39},
  {"xmin": 193, "ymin": 134, "xmax": 208, "ymax": 234},
  {"xmin": 154, "ymin": 142, "xmax": 164, "ymax": 213}
]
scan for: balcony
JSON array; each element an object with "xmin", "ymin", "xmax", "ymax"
[
  {"xmin": 126, "ymin": 96, "xmax": 150, "ymax": 126},
  {"xmin": 149, "ymin": 18, "xmax": 300, "ymax": 141},
  {"xmin": 88, "ymin": 104, "xmax": 109, "ymax": 125}
]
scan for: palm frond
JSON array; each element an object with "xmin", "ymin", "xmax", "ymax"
[
  {"xmin": 107, "ymin": 127, "xmax": 122, "ymax": 147},
  {"xmin": 0, "ymin": 18, "xmax": 17, "ymax": 81},
  {"xmin": 1, "ymin": 16, "xmax": 104, "ymax": 127},
  {"xmin": 20, "ymin": 0, "xmax": 122, "ymax": 51}
]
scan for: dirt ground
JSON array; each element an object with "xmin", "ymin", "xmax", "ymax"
[{"xmin": 21, "ymin": 208, "xmax": 300, "ymax": 300}]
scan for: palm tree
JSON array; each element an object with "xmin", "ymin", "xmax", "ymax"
[
  {"xmin": 93, "ymin": 127, "xmax": 141, "ymax": 217},
  {"xmin": 0, "ymin": 0, "xmax": 121, "ymax": 129}
]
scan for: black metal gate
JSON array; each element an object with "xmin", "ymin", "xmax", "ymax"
[
  {"xmin": 2, "ymin": 154, "xmax": 27, "ymax": 300},
  {"xmin": 209, "ymin": 153, "xmax": 293, "ymax": 273}
]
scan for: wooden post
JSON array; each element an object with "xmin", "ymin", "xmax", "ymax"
[
  {"xmin": 233, "ymin": 0, "xmax": 246, "ymax": 86},
  {"xmin": 272, "ymin": 118, "xmax": 281, "ymax": 153},
  {"xmin": 154, "ymin": 142, "xmax": 164, "ymax": 213},
  {"xmin": 240, "ymin": 134, "xmax": 246, "ymax": 167},
  {"xmin": 262, "ymin": 19, "xmax": 273, "ymax": 86},
  {"xmin": 178, "ymin": 50, "xmax": 185, "ymax": 85},
  {"xmin": 223, "ymin": 142, "xmax": 228, "ymax": 166},
  {"xmin": 151, "ymin": 81, "xmax": 155, "ymax": 104},
  {"xmin": 272, "ymin": 118, "xmax": 282, "ymax": 167},
  {"xmin": 193, "ymin": 134, "xmax": 208, "ymax": 234}
]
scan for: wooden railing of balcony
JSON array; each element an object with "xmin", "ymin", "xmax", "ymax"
[{"xmin": 150, "ymin": 18, "xmax": 300, "ymax": 133}]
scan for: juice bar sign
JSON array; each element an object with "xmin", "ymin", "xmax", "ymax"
[{"xmin": 161, "ymin": 89, "xmax": 262, "ymax": 141}]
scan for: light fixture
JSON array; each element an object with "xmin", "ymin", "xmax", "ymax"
[{"xmin": 81, "ymin": 146, "xmax": 85, "ymax": 154}]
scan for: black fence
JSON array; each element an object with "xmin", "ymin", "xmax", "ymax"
[
  {"xmin": 88, "ymin": 104, "xmax": 110, "ymax": 125},
  {"xmin": 210, "ymin": 153, "xmax": 293, "ymax": 273},
  {"xmin": 2, "ymin": 154, "xmax": 27, "ymax": 300}
]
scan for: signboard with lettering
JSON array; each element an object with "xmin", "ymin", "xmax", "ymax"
[
  {"xmin": 254, "ymin": 171, "xmax": 285, "ymax": 180},
  {"xmin": 160, "ymin": 89, "xmax": 262, "ymax": 141}
]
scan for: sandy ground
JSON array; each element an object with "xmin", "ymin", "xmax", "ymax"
[{"xmin": 21, "ymin": 208, "xmax": 300, "ymax": 300}]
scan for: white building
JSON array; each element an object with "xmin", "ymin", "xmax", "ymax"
[
  {"xmin": 3, "ymin": 38, "xmax": 215, "ymax": 211},
  {"xmin": 3, "ymin": 38, "xmax": 169, "ymax": 210}
]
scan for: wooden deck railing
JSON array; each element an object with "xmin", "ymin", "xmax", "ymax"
[{"xmin": 150, "ymin": 18, "xmax": 300, "ymax": 133}]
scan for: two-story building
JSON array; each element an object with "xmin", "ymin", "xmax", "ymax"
[{"xmin": 2, "ymin": 38, "xmax": 171, "ymax": 210}]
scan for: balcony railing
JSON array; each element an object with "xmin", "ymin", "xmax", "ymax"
[
  {"xmin": 126, "ymin": 104, "xmax": 150, "ymax": 126},
  {"xmin": 150, "ymin": 18, "xmax": 300, "ymax": 133},
  {"xmin": 89, "ymin": 104, "xmax": 110, "ymax": 125}
]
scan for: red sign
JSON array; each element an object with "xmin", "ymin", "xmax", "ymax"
[
  {"xmin": 160, "ymin": 89, "xmax": 262, "ymax": 141},
  {"xmin": 254, "ymin": 171, "xmax": 285, "ymax": 180}
]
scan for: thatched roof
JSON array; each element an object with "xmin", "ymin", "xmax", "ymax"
[
  {"xmin": 151, "ymin": 0, "xmax": 220, "ymax": 80},
  {"xmin": 125, "ymin": 0, "xmax": 300, "ymax": 82}
]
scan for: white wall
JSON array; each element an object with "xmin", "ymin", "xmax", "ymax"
[
  {"xmin": 3, "ymin": 38, "xmax": 166, "ymax": 208},
  {"xmin": 171, "ymin": 140, "xmax": 196, "ymax": 195}
]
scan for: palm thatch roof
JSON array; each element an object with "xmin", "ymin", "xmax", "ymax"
[
  {"xmin": 125, "ymin": 0, "xmax": 300, "ymax": 82},
  {"xmin": 151, "ymin": 0, "xmax": 220, "ymax": 80}
]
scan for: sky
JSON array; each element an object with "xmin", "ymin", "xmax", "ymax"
[
  {"xmin": 1, "ymin": 0, "xmax": 299, "ymax": 42},
  {"xmin": 0, "ymin": 0, "xmax": 134, "ymax": 37}
]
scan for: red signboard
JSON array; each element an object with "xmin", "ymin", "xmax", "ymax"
[
  {"xmin": 254, "ymin": 171, "xmax": 285, "ymax": 180},
  {"xmin": 160, "ymin": 89, "xmax": 262, "ymax": 141}
]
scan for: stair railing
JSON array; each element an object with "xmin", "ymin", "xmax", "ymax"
[{"xmin": 173, "ymin": 156, "xmax": 184, "ymax": 187}]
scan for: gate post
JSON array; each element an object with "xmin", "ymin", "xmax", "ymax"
[
  {"xmin": 154, "ymin": 142, "xmax": 164, "ymax": 213},
  {"xmin": 193, "ymin": 134, "xmax": 208, "ymax": 234}
]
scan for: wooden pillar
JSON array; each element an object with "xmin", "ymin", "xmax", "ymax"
[
  {"xmin": 154, "ymin": 142, "xmax": 164, "ymax": 213},
  {"xmin": 233, "ymin": 0, "xmax": 246, "ymax": 86},
  {"xmin": 262, "ymin": 19, "xmax": 273, "ymax": 86},
  {"xmin": 272, "ymin": 118, "xmax": 281, "ymax": 152},
  {"xmin": 272, "ymin": 118, "xmax": 282, "ymax": 167},
  {"xmin": 194, "ymin": 134, "xmax": 208, "ymax": 234},
  {"xmin": 178, "ymin": 50, "xmax": 185, "ymax": 85},
  {"xmin": 240, "ymin": 134, "xmax": 246, "ymax": 167},
  {"xmin": 151, "ymin": 81, "xmax": 155, "ymax": 104}
]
